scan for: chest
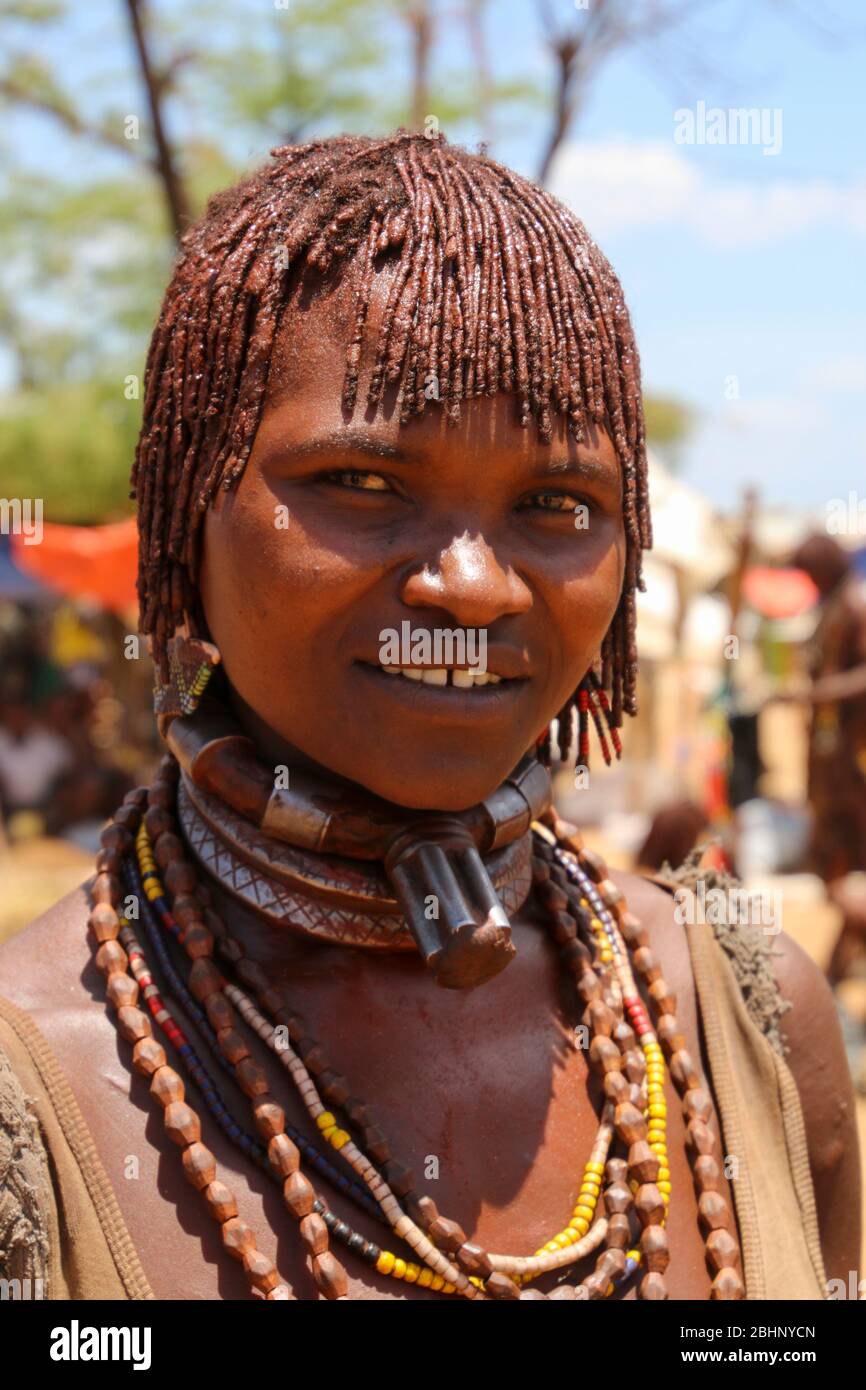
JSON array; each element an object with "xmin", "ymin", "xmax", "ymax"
[{"xmin": 34, "ymin": 919, "xmax": 727, "ymax": 1301}]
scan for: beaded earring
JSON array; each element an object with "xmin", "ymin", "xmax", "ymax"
[
  {"xmin": 536, "ymin": 668, "xmax": 623, "ymax": 770},
  {"xmin": 153, "ymin": 632, "xmax": 222, "ymax": 721}
]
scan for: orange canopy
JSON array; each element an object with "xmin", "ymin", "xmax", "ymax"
[
  {"xmin": 742, "ymin": 566, "xmax": 819, "ymax": 620},
  {"xmin": 13, "ymin": 517, "xmax": 138, "ymax": 614}
]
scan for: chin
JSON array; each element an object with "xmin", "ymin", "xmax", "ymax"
[{"xmin": 350, "ymin": 756, "xmax": 521, "ymax": 814}]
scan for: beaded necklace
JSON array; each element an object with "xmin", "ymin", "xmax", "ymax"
[{"xmin": 88, "ymin": 755, "xmax": 744, "ymax": 1300}]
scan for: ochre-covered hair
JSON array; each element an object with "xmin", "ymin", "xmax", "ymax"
[{"xmin": 133, "ymin": 130, "xmax": 651, "ymax": 763}]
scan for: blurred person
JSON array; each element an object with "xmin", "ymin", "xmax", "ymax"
[
  {"xmin": 0, "ymin": 134, "xmax": 857, "ymax": 1303},
  {"xmin": 788, "ymin": 535, "xmax": 866, "ymax": 983}
]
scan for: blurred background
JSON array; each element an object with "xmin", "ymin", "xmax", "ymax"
[{"xmin": 1, "ymin": 0, "xmax": 866, "ymax": 1251}]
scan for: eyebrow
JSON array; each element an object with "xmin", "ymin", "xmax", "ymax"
[{"xmin": 269, "ymin": 428, "xmax": 619, "ymax": 486}]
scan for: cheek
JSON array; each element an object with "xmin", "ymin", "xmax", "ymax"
[{"xmin": 540, "ymin": 524, "xmax": 625, "ymax": 686}]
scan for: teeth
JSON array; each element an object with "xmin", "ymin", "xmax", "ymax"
[{"xmin": 377, "ymin": 664, "xmax": 503, "ymax": 689}]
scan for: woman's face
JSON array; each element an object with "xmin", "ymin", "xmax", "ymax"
[{"xmin": 200, "ymin": 259, "xmax": 626, "ymax": 810}]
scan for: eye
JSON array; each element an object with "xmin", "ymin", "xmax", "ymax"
[
  {"xmin": 521, "ymin": 489, "xmax": 588, "ymax": 514},
  {"xmin": 322, "ymin": 469, "xmax": 392, "ymax": 492}
]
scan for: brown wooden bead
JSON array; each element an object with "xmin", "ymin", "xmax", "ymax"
[
  {"xmin": 634, "ymin": 1183, "xmax": 665, "ymax": 1227},
  {"xmin": 183, "ymin": 924, "xmax": 214, "ymax": 958},
  {"xmin": 632, "ymin": 946, "xmax": 660, "ymax": 981},
  {"xmin": 266, "ymin": 1133, "xmax": 300, "ymax": 1178},
  {"xmin": 297, "ymin": 1039, "xmax": 328, "ymax": 1075},
  {"xmin": 237, "ymin": 958, "xmax": 270, "ymax": 994},
  {"xmin": 614, "ymin": 1101, "xmax": 646, "ymax": 1145},
  {"xmin": 203, "ymin": 988, "xmax": 233, "ymax": 1031},
  {"xmin": 604, "ymin": 1071, "xmax": 629, "ymax": 1102},
  {"xmin": 172, "ymin": 894, "xmax": 203, "ymax": 929},
  {"xmin": 670, "ymin": 1048, "xmax": 700, "ymax": 1090},
  {"xmin": 235, "ymin": 1058, "xmax": 269, "ymax": 1098},
  {"xmin": 312, "ymin": 1251, "xmax": 348, "ymax": 1298},
  {"xmin": 683, "ymin": 1087, "xmax": 713, "ymax": 1123},
  {"xmin": 628, "ymin": 1140, "xmax": 660, "ymax": 1185},
  {"xmin": 202, "ymin": 907, "xmax": 228, "ymax": 940},
  {"xmin": 222, "ymin": 1216, "xmax": 256, "ymax": 1259},
  {"xmin": 606, "ymin": 1212, "xmax": 632, "ymax": 1249},
  {"xmin": 242, "ymin": 1249, "xmax": 281, "ymax": 1293},
  {"xmin": 598, "ymin": 878, "xmax": 624, "ymax": 910},
  {"xmin": 217, "ymin": 938, "xmax": 243, "ymax": 965},
  {"xmin": 519, "ymin": 1288, "xmax": 547, "ymax": 1300},
  {"xmin": 147, "ymin": 783, "xmax": 174, "ymax": 811},
  {"xmin": 154, "ymin": 831, "xmax": 185, "ymax": 867},
  {"xmin": 144, "ymin": 806, "xmax": 173, "ymax": 839},
  {"xmin": 343, "ymin": 1096, "xmax": 370, "ymax": 1127},
  {"xmin": 706, "ymin": 1227, "xmax": 741, "ymax": 1273},
  {"xmin": 597, "ymin": 1249, "xmax": 627, "ymax": 1284},
  {"xmin": 217, "ymin": 1028, "xmax": 250, "ymax": 1065},
  {"xmin": 362, "ymin": 1125, "xmax": 390, "ymax": 1165},
  {"xmin": 204, "ymin": 1179, "xmax": 238, "ymax": 1222},
  {"xmin": 383, "ymin": 1160, "xmax": 414, "ymax": 1197},
  {"xmin": 253, "ymin": 1098, "xmax": 285, "ymax": 1139},
  {"xmin": 188, "ymin": 957, "xmax": 224, "ymax": 1003},
  {"xmin": 576, "ymin": 970, "xmax": 602, "ymax": 1003},
  {"xmin": 408, "ymin": 1193, "xmax": 439, "ymax": 1229},
  {"xmin": 710, "ymin": 1266, "xmax": 745, "ymax": 1300},
  {"xmin": 640, "ymin": 1223, "xmax": 670, "ymax": 1273},
  {"xmin": 117, "ymin": 1005, "xmax": 151, "ymax": 1043},
  {"xmin": 100, "ymin": 824, "xmax": 132, "ymax": 854},
  {"xmin": 550, "ymin": 911, "xmax": 577, "ymax": 945},
  {"xmin": 182, "ymin": 1142, "xmax": 216, "ymax": 1191},
  {"xmin": 164, "ymin": 1101, "xmax": 201, "ymax": 1147},
  {"xmin": 624, "ymin": 1048, "xmax": 646, "ymax": 1085},
  {"xmin": 457, "ymin": 1242, "xmax": 493, "ymax": 1278},
  {"xmin": 694, "ymin": 1154, "xmax": 721, "ymax": 1192},
  {"xmin": 613, "ymin": 1020, "xmax": 637, "ymax": 1052},
  {"xmin": 283, "ymin": 1171, "xmax": 315, "ymax": 1218},
  {"xmin": 164, "ymin": 861, "xmax": 197, "ymax": 896},
  {"xmin": 91, "ymin": 871, "xmax": 120, "ymax": 905},
  {"xmin": 586, "ymin": 999, "xmax": 615, "ymax": 1036},
  {"xmin": 299, "ymin": 1212, "xmax": 329, "ymax": 1256},
  {"xmin": 485, "ymin": 1271, "xmax": 521, "ymax": 1299},
  {"xmin": 698, "ymin": 1190, "xmax": 732, "ymax": 1234},
  {"xmin": 685, "ymin": 1118, "xmax": 715, "ymax": 1156},
  {"xmin": 639, "ymin": 1271, "xmax": 668, "ymax": 1300},
  {"xmin": 657, "ymin": 1014, "xmax": 686, "ymax": 1052},
  {"xmin": 649, "ymin": 977, "xmax": 676, "ymax": 1014},
  {"xmin": 267, "ymin": 1284, "xmax": 290, "ymax": 1300},
  {"xmin": 603, "ymin": 1182, "xmax": 632, "ymax": 1215},
  {"xmin": 107, "ymin": 973, "xmax": 138, "ymax": 1010},
  {"xmin": 96, "ymin": 940, "xmax": 128, "ymax": 977},
  {"xmin": 590, "ymin": 1036, "xmax": 622, "ymax": 1073},
  {"xmin": 428, "ymin": 1215, "xmax": 467, "ymax": 1253},
  {"xmin": 95, "ymin": 848, "xmax": 122, "ymax": 875},
  {"xmin": 150, "ymin": 1065, "xmax": 185, "ymax": 1108},
  {"xmin": 582, "ymin": 1272, "xmax": 609, "ymax": 1299},
  {"xmin": 619, "ymin": 911, "xmax": 647, "ymax": 947},
  {"xmin": 132, "ymin": 1036, "xmax": 166, "ymax": 1077},
  {"xmin": 88, "ymin": 904, "xmax": 120, "ymax": 943},
  {"xmin": 579, "ymin": 848, "xmax": 606, "ymax": 882},
  {"xmin": 260, "ymin": 988, "xmax": 285, "ymax": 1016},
  {"xmin": 605, "ymin": 1157, "xmax": 628, "ymax": 1184},
  {"xmin": 549, "ymin": 1283, "xmax": 578, "ymax": 1300},
  {"xmin": 319, "ymin": 1070, "xmax": 350, "ymax": 1106}
]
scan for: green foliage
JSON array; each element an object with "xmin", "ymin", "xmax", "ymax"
[
  {"xmin": 643, "ymin": 394, "xmax": 694, "ymax": 467},
  {"xmin": 0, "ymin": 379, "xmax": 139, "ymax": 523}
]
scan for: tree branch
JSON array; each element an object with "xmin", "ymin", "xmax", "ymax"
[{"xmin": 124, "ymin": 0, "xmax": 190, "ymax": 242}]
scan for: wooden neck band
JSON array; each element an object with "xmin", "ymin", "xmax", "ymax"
[{"xmin": 163, "ymin": 698, "xmax": 552, "ymax": 990}]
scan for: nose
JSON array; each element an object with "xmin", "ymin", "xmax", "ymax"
[{"xmin": 399, "ymin": 531, "xmax": 532, "ymax": 627}]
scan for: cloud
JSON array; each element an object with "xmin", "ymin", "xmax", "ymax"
[
  {"xmin": 548, "ymin": 140, "xmax": 866, "ymax": 249},
  {"xmin": 805, "ymin": 355, "xmax": 866, "ymax": 393}
]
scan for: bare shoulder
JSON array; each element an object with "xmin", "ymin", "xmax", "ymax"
[{"xmin": 0, "ymin": 879, "xmax": 96, "ymax": 1016}]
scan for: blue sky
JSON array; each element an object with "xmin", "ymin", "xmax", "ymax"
[{"xmin": 5, "ymin": 0, "xmax": 865, "ymax": 514}]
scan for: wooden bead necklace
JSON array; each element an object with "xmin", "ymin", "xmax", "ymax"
[{"xmin": 87, "ymin": 754, "xmax": 745, "ymax": 1300}]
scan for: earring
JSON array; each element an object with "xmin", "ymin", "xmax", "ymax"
[
  {"xmin": 576, "ymin": 669, "xmax": 622, "ymax": 767},
  {"xmin": 153, "ymin": 633, "xmax": 221, "ymax": 719}
]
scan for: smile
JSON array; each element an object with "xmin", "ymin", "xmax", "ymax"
[{"xmin": 379, "ymin": 664, "xmax": 503, "ymax": 689}]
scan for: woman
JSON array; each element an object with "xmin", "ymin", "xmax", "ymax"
[{"xmin": 0, "ymin": 133, "xmax": 858, "ymax": 1301}]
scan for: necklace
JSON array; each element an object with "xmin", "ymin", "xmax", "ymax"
[{"xmin": 89, "ymin": 754, "xmax": 744, "ymax": 1300}]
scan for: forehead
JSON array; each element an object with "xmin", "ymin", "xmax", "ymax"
[{"xmin": 256, "ymin": 255, "xmax": 619, "ymax": 471}]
